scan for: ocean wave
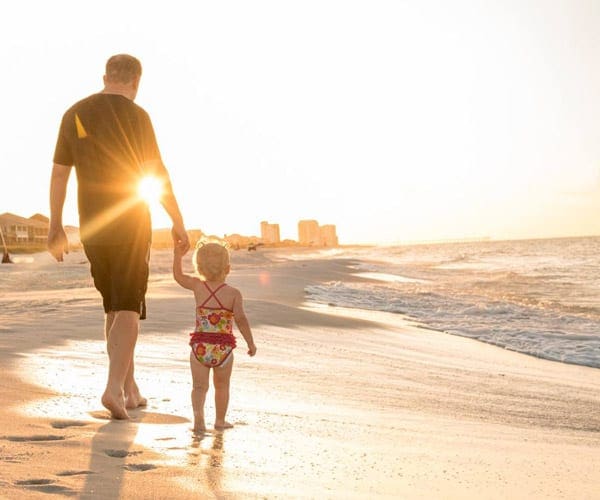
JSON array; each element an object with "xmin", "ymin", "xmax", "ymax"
[{"xmin": 305, "ymin": 274, "xmax": 600, "ymax": 369}]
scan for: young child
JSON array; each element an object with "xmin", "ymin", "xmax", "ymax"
[{"xmin": 173, "ymin": 240, "xmax": 257, "ymax": 433}]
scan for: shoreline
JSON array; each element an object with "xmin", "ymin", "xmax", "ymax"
[{"xmin": 1, "ymin": 249, "xmax": 599, "ymax": 498}]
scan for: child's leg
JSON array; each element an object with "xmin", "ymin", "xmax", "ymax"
[
  {"xmin": 189, "ymin": 352, "xmax": 210, "ymax": 433},
  {"xmin": 213, "ymin": 353, "xmax": 234, "ymax": 429}
]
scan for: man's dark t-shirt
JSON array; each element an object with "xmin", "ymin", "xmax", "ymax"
[{"xmin": 54, "ymin": 93, "xmax": 165, "ymax": 245}]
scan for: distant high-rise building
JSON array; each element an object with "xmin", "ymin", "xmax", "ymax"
[
  {"xmin": 298, "ymin": 219, "xmax": 320, "ymax": 246},
  {"xmin": 260, "ymin": 221, "xmax": 280, "ymax": 244},
  {"xmin": 298, "ymin": 219, "xmax": 338, "ymax": 246},
  {"xmin": 319, "ymin": 224, "xmax": 338, "ymax": 246}
]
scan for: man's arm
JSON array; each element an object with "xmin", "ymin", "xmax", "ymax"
[
  {"xmin": 154, "ymin": 166, "xmax": 190, "ymax": 254},
  {"xmin": 140, "ymin": 114, "xmax": 191, "ymax": 254},
  {"xmin": 48, "ymin": 163, "xmax": 72, "ymax": 262}
]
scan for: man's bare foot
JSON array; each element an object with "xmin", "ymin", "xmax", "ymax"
[
  {"xmin": 214, "ymin": 421, "xmax": 233, "ymax": 430},
  {"xmin": 101, "ymin": 391, "xmax": 129, "ymax": 420},
  {"xmin": 125, "ymin": 392, "xmax": 148, "ymax": 409}
]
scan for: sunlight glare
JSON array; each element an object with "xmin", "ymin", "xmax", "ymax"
[{"xmin": 138, "ymin": 175, "xmax": 164, "ymax": 206}]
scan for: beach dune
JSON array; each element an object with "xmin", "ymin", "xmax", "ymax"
[{"xmin": 0, "ymin": 248, "xmax": 599, "ymax": 499}]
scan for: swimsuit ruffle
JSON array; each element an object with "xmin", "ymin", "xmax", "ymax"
[{"xmin": 189, "ymin": 332, "xmax": 237, "ymax": 347}]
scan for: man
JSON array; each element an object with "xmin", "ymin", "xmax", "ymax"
[{"xmin": 48, "ymin": 54, "xmax": 190, "ymax": 419}]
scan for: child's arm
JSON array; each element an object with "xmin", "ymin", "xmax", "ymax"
[
  {"xmin": 173, "ymin": 247, "xmax": 199, "ymax": 290},
  {"xmin": 232, "ymin": 288, "xmax": 257, "ymax": 356}
]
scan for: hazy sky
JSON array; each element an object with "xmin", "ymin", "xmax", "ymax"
[{"xmin": 1, "ymin": 0, "xmax": 599, "ymax": 244}]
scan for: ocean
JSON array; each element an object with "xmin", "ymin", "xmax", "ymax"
[
  {"xmin": 1, "ymin": 236, "xmax": 598, "ymax": 370},
  {"xmin": 305, "ymin": 236, "xmax": 600, "ymax": 369}
]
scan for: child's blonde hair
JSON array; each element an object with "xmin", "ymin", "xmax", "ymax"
[{"xmin": 193, "ymin": 240, "xmax": 230, "ymax": 282}]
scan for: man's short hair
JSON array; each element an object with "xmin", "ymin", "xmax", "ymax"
[{"xmin": 105, "ymin": 54, "xmax": 142, "ymax": 84}]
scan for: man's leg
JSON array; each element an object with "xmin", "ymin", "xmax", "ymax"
[
  {"xmin": 101, "ymin": 310, "xmax": 140, "ymax": 419},
  {"xmin": 104, "ymin": 312, "xmax": 147, "ymax": 411}
]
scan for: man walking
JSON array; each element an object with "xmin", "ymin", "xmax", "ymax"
[{"xmin": 48, "ymin": 54, "xmax": 190, "ymax": 419}]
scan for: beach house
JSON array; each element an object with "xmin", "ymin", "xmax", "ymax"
[{"xmin": 0, "ymin": 212, "xmax": 49, "ymax": 249}]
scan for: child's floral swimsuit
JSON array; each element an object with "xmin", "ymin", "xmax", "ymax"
[{"xmin": 189, "ymin": 282, "xmax": 237, "ymax": 368}]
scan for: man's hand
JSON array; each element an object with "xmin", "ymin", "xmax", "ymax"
[
  {"xmin": 47, "ymin": 226, "xmax": 69, "ymax": 262},
  {"xmin": 171, "ymin": 224, "xmax": 190, "ymax": 255}
]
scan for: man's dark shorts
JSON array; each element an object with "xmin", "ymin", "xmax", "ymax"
[{"xmin": 84, "ymin": 241, "xmax": 150, "ymax": 320}]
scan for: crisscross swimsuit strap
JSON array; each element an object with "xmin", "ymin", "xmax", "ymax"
[
  {"xmin": 191, "ymin": 282, "xmax": 236, "ymax": 367},
  {"xmin": 199, "ymin": 282, "xmax": 227, "ymax": 309}
]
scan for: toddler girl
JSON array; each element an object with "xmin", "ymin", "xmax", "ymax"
[{"xmin": 173, "ymin": 240, "xmax": 256, "ymax": 433}]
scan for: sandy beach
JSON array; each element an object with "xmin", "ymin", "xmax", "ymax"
[{"xmin": 0, "ymin": 247, "xmax": 599, "ymax": 499}]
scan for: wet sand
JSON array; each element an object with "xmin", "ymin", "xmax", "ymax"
[{"xmin": 0, "ymin": 248, "xmax": 599, "ymax": 499}]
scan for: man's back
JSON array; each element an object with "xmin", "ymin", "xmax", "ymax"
[{"xmin": 54, "ymin": 93, "xmax": 161, "ymax": 245}]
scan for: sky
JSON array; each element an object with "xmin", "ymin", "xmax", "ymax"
[{"xmin": 1, "ymin": 0, "xmax": 599, "ymax": 245}]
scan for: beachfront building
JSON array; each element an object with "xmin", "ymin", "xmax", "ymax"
[
  {"xmin": 298, "ymin": 219, "xmax": 338, "ymax": 246},
  {"xmin": 0, "ymin": 212, "xmax": 49, "ymax": 247},
  {"xmin": 298, "ymin": 219, "xmax": 320, "ymax": 246},
  {"xmin": 224, "ymin": 233, "xmax": 260, "ymax": 250},
  {"xmin": 260, "ymin": 221, "xmax": 280, "ymax": 244},
  {"xmin": 319, "ymin": 224, "xmax": 339, "ymax": 246}
]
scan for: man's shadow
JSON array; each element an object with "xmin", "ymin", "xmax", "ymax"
[
  {"xmin": 80, "ymin": 419, "xmax": 138, "ymax": 500},
  {"xmin": 80, "ymin": 409, "xmax": 189, "ymax": 499}
]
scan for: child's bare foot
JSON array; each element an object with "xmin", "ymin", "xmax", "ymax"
[
  {"xmin": 101, "ymin": 391, "xmax": 129, "ymax": 420},
  {"xmin": 193, "ymin": 413, "xmax": 206, "ymax": 435},
  {"xmin": 193, "ymin": 422, "xmax": 206, "ymax": 435},
  {"xmin": 214, "ymin": 421, "xmax": 233, "ymax": 430},
  {"xmin": 192, "ymin": 425, "xmax": 206, "ymax": 436}
]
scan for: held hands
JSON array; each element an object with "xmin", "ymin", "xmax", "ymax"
[
  {"xmin": 171, "ymin": 224, "xmax": 190, "ymax": 255},
  {"xmin": 47, "ymin": 226, "xmax": 69, "ymax": 262}
]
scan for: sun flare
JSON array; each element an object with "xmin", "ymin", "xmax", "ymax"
[{"xmin": 138, "ymin": 175, "xmax": 163, "ymax": 205}]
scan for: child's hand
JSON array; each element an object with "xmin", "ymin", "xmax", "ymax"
[
  {"xmin": 173, "ymin": 242, "xmax": 185, "ymax": 257},
  {"xmin": 247, "ymin": 343, "xmax": 257, "ymax": 357}
]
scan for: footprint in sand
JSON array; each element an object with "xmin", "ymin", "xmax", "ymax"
[
  {"xmin": 104, "ymin": 449, "xmax": 142, "ymax": 458},
  {"xmin": 51, "ymin": 420, "xmax": 88, "ymax": 429},
  {"xmin": 123, "ymin": 463, "xmax": 157, "ymax": 472},
  {"xmin": 56, "ymin": 470, "xmax": 94, "ymax": 477},
  {"xmin": 15, "ymin": 479, "xmax": 75, "ymax": 495},
  {"xmin": 4, "ymin": 435, "xmax": 65, "ymax": 442},
  {"xmin": 15, "ymin": 479, "xmax": 54, "ymax": 486}
]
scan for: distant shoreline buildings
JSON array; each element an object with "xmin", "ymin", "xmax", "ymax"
[
  {"xmin": 223, "ymin": 219, "xmax": 338, "ymax": 250},
  {"xmin": 297, "ymin": 219, "xmax": 338, "ymax": 246},
  {"xmin": 0, "ymin": 212, "xmax": 339, "ymax": 252},
  {"xmin": 0, "ymin": 212, "xmax": 50, "ymax": 247},
  {"xmin": 260, "ymin": 221, "xmax": 281, "ymax": 245},
  {"xmin": 0, "ymin": 212, "xmax": 80, "ymax": 252}
]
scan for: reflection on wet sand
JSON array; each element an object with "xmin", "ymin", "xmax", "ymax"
[{"xmin": 189, "ymin": 431, "xmax": 225, "ymax": 498}]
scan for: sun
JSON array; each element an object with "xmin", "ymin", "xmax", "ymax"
[{"xmin": 138, "ymin": 175, "xmax": 164, "ymax": 205}]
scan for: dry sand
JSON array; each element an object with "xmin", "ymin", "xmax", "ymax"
[{"xmin": 0, "ymin": 248, "xmax": 599, "ymax": 499}]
